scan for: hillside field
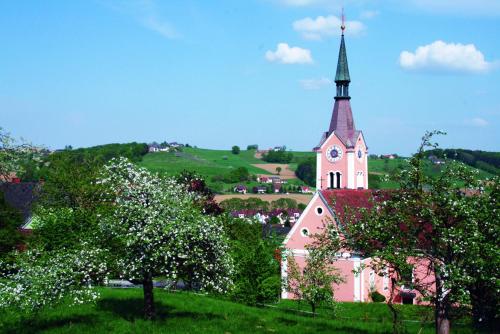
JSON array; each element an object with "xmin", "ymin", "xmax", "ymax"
[
  {"xmin": 139, "ymin": 148, "xmax": 493, "ymax": 193},
  {"xmin": 0, "ymin": 288, "xmax": 474, "ymax": 334}
]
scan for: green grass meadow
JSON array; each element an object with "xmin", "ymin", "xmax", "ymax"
[
  {"xmin": 138, "ymin": 148, "xmax": 493, "ymax": 192},
  {"xmin": 0, "ymin": 288, "xmax": 474, "ymax": 334}
]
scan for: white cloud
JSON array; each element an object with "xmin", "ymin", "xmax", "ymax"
[
  {"xmin": 467, "ymin": 117, "xmax": 489, "ymax": 127},
  {"xmin": 399, "ymin": 41, "xmax": 492, "ymax": 73},
  {"xmin": 293, "ymin": 15, "xmax": 365, "ymax": 40},
  {"xmin": 265, "ymin": 43, "xmax": 313, "ymax": 64},
  {"xmin": 360, "ymin": 10, "xmax": 379, "ymax": 19},
  {"xmin": 300, "ymin": 77, "xmax": 332, "ymax": 90}
]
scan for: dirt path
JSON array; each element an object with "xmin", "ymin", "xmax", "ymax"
[
  {"xmin": 252, "ymin": 163, "xmax": 297, "ymax": 179},
  {"xmin": 215, "ymin": 193, "xmax": 313, "ymax": 205}
]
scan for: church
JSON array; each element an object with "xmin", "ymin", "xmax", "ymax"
[{"xmin": 281, "ymin": 23, "xmax": 391, "ymax": 303}]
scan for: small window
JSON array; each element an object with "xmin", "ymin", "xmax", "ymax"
[
  {"xmin": 301, "ymin": 228, "xmax": 309, "ymax": 237},
  {"xmin": 315, "ymin": 206, "xmax": 324, "ymax": 215}
]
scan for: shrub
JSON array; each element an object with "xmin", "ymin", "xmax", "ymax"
[
  {"xmin": 370, "ymin": 290, "xmax": 386, "ymax": 303},
  {"xmin": 247, "ymin": 145, "xmax": 258, "ymax": 150},
  {"xmin": 295, "ymin": 158, "xmax": 316, "ymax": 186},
  {"xmin": 258, "ymin": 276, "xmax": 281, "ymax": 303},
  {"xmin": 225, "ymin": 219, "xmax": 281, "ymax": 305},
  {"xmin": 262, "ymin": 150, "xmax": 293, "ymax": 163}
]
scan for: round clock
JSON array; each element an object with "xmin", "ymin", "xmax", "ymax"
[
  {"xmin": 326, "ymin": 145, "xmax": 343, "ymax": 162},
  {"xmin": 356, "ymin": 146, "xmax": 364, "ymax": 161}
]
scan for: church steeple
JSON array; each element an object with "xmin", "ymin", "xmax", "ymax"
[{"xmin": 335, "ymin": 13, "xmax": 350, "ymax": 100}]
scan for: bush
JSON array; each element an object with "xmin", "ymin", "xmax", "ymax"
[
  {"xmin": 370, "ymin": 290, "xmax": 386, "ymax": 302},
  {"xmin": 232, "ymin": 146, "xmax": 240, "ymax": 155},
  {"xmin": 258, "ymin": 276, "xmax": 281, "ymax": 303},
  {"xmin": 224, "ymin": 219, "xmax": 281, "ymax": 305},
  {"xmin": 247, "ymin": 145, "xmax": 258, "ymax": 150},
  {"xmin": 368, "ymin": 173, "xmax": 382, "ymax": 189},
  {"xmin": 211, "ymin": 167, "xmax": 250, "ymax": 184},
  {"xmin": 262, "ymin": 150, "xmax": 293, "ymax": 163}
]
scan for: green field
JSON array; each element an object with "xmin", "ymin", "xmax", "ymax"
[
  {"xmin": 139, "ymin": 148, "xmax": 311, "ymax": 192},
  {"xmin": 138, "ymin": 148, "xmax": 493, "ymax": 192},
  {"xmin": 140, "ymin": 148, "xmax": 266, "ymax": 176},
  {"xmin": 0, "ymin": 288, "xmax": 474, "ymax": 334}
]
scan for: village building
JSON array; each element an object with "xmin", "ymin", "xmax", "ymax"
[{"xmin": 281, "ymin": 24, "xmax": 423, "ymax": 304}]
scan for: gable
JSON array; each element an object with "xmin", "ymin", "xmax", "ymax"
[
  {"xmin": 283, "ymin": 192, "xmax": 337, "ymax": 250},
  {"xmin": 319, "ymin": 131, "xmax": 347, "ymax": 152}
]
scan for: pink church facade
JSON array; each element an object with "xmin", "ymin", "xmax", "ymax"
[{"xmin": 281, "ymin": 26, "xmax": 432, "ymax": 305}]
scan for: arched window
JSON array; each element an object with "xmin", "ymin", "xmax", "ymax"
[
  {"xmin": 335, "ymin": 172, "xmax": 341, "ymax": 189},
  {"xmin": 329, "ymin": 172, "xmax": 334, "ymax": 189}
]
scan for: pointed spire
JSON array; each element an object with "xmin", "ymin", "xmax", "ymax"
[
  {"xmin": 334, "ymin": 9, "xmax": 350, "ymax": 100},
  {"xmin": 335, "ymin": 33, "xmax": 350, "ymax": 82}
]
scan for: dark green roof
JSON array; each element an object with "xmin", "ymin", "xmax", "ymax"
[{"xmin": 335, "ymin": 34, "xmax": 350, "ymax": 82}]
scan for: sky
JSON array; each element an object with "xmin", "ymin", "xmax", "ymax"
[{"xmin": 1, "ymin": 0, "xmax": 499, "ymax": 155}]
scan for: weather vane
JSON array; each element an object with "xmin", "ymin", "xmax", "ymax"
[{"xmin": 341, "ymin": 7, "xmax": 346, "ymax": 34}]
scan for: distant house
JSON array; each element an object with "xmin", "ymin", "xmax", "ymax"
[
  {"xmin": 257, "ymin": 176, "xmax": 270, "ymax": 183},
  {"xmin": 299, "ymin": 186, "xmax": 312, "ymax": 193},
  {"xmin": 269, "ymin": 176, "xmax": 282, "ymax": 184},
  {"xmin": 428, "ymin": 155, "xmax": 445, "ymax": 165},
  {"xmin": 380, "ymin": 154, "xmax": 396, "ymax": 160},
  {"xmin": 273, "ymin": 146, "xmax": 285, "ymax": 152},
  {"xmin": 169, "ymin": 142, "xmax": 183, "ymax": 148},
  {"xmin": 253, "ymin": 186, "xmax": 267, "ymax": 194},
  {"xmin": 148, "ymin": 143, "xmax": 160, "ymax": 152},
  {"xmin": 234, "ymin": 185, "xmax": 247, "ymax": 194},
  {"xmin": 231, "ymin": 208, "xmax": 303, "ymax": 226},
  {"xmin": 0, "ymin": 181, "xmax": 39, "ymax": 231}
]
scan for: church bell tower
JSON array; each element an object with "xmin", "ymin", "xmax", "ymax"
[{"xmin": 314, "ymin": 16, "xmax": 368, "ymax": 190}]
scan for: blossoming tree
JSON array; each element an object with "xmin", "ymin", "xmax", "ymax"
[
  {"xmin": 341, "ymin": 131, "xmax": 499, "ymax": 334},
  {"xmin": 98, "ymin": 157, "xmax": 233, "ymax": 319}
]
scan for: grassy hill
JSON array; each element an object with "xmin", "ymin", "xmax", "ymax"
[
  {"xmin": 139, "ymin": 148, "xmax": 494, "ymax": 193},
  {"xmin": 0, "ymin": 288, "xmax": 474, "ymax": 333},
  {"xmin": 139, "ymin": 148, "xmax": 312, "ymax": 192}
]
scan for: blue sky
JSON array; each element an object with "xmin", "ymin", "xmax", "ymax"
[{"xmin": 1, "ymin": 0, "xmax": 499, "ymax": 155}]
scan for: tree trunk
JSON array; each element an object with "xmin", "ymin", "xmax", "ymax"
[
  {"xmin": 388, "ymin": 277, "xmax": 402, "ymax": 334},
  {"xmin": 143, "ymin": 271, "xmax": 155, "ymax": 320},
  {"xmin": 311, "ymin": 303, "xmax": 316, "ymax": 317},
  {"xmin": 434, "ymin": 272, "xmax": 450, "ymax": 334}
]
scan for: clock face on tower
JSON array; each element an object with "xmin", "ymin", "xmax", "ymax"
[{"xmin": 326, "ymin": 145, "xmax": 343, "ymax": 162}]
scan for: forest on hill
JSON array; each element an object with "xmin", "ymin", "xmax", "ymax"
[{"xmin": 424, "ymin": 148, "xmax": 499, "ymax": 175}]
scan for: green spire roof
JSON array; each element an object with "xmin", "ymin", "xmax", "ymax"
[{"xmin": 335, "ymin": 34, "xmax": 350, "ymax": 82}]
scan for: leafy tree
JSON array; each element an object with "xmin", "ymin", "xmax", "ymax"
[
  {"xmin": 295, "ymin": 158, "xmax": 316, "ymax": 186},
  {"xmin": 0, "ymin": 247, "xmax": 108, "ymax": 315},
  {"xmin": 285, "ymin": 232, "xmax": 344, "ymax": 316},
  {"xmin": 247, "ymin": 144, "xmax": 258, "ymax": 150},
  {"xmin": 232, "ymin": 146, "xmax": 240, "ymax": 155},
  {"xmin": 342, "ymin": 131, "xmax": 499, "ymax": 334},
  {"xmin": 0, "ymin": 127, "xmax": 41, "ymax": 181},
  {"xmin": 176, "ymin": 170, "xmax": 222, "ymax": 215},
  {"xmin": 276, "ymin": 166, "xmax": 282, "ymax": 175},
  {"xmin": 225, "ymin": 218, "xmax": 281, "ymax": 305},
  {"xmin": 270, "ymin": 198, "xmax": 298, "ymax": 210},
  {"xmin": 262, "ymin": 150, "xmax": 293, "ymax": 163},
  {"xmin": 462, "ymin": 179, "xmax": 499, "ymax": 331},
  {"xmin": 219, "ymin": 197, "xmax": 269, "ymax": 212},
  {"xmin": 97, "ymin": 158, "xmax": 233, "ymax": 319}
]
